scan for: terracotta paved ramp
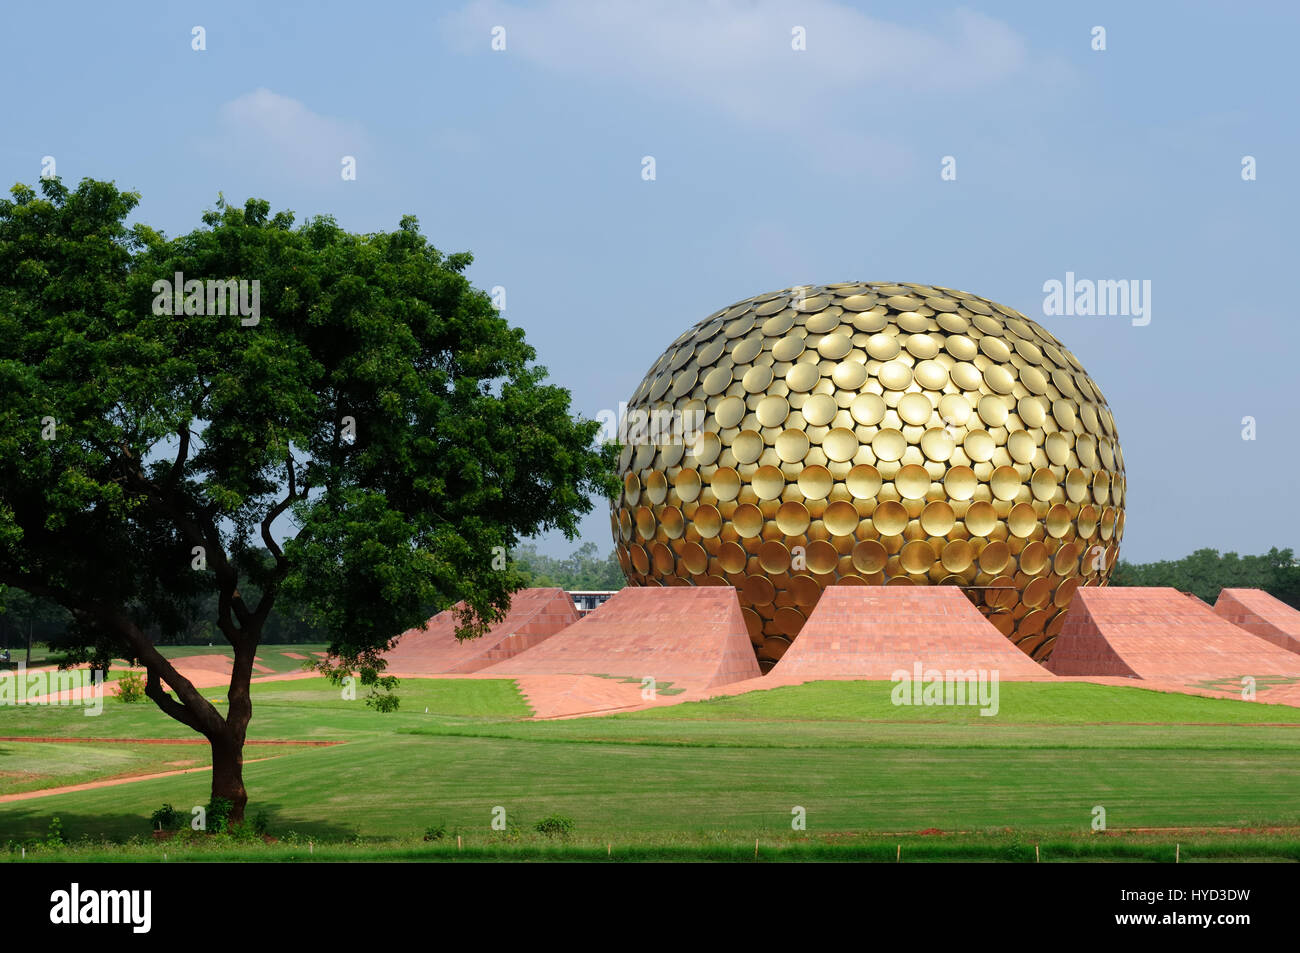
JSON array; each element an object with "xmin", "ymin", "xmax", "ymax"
[
  {"xmin": 769, "ymin": 587, "xmax": 1052, "ymax": 680},
  {"xmin": 383, "ymin": 587, "xmax": 578, "ymax": 675},
  {"xmin": 480, "ymin": 587, "xmax": 761, "ymax": 692},
  {"xmin": 1213, "ymin": 588, "xmax": 1300, "ymax": 656},
  {"xmin": 1046, "ymin": 587, "xmax": 1300, "ymax": 679}
]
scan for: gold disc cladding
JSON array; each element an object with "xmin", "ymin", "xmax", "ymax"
[
  {"xmin": 913, "ymin": 360, "xmax": 949, "ymax": 390},
  {"xmin": 798, "ymin": 465, "xmax": 833, "ymax": 499},
  {"xmin": 852, "ymin": 394, "xmax": 886, "ymax": 426},
  {"xmin": 823, "ymin": 500, "xmax": 859, "ymax": 536},
  {"xmin": 852, "ymin": 540, "xmax": 888, "ymax": 573},
  {"xmin": 866, "ymin": 333, "xmax": 901, "ymax": 360},
  {"xmin": 832, "ymin": 361, "xmax": 868, "ymax": 389},
  {"xmin": 802, "ymin": 393, "xmax": 838, "ymax": 426},
  {"xmin": 614, "ymin": 280, "xmax": 1125, "ymax": 665},
  {"xmin": 895, "ymin": 464, "xmax": 931, "ymax": 499},
  {"xmin": 873, "ymin": 500, "xmax": 908, "ymax": 536},
  {"xmin": 756, "ymin": 395, "xmax": 790, "ymax": 428},
  {"xmin": 872, "ymin": 429, "xmax": 907, "ymax": 462},
  {"xmin": 776, "ymin": 429, "xmax": 811, "ymax": 463},
  {"xmin": 752, "ymin": 465, "xmax": 785, "ymax": 500},
  {"xmin": 715, "ymin": 395, "xmax": 746, "ymax": 429},
  {"xmin": 847, "ymin": 464, "xmax": 882, "ymax": 498},
  {"xmin": 920, "ymin": 500, "xmax": 956, "ymax": 536},
  {"xmin": 732, "ymin": 430, "xmax": 764, "ymax": 464},
  {"xmin": 786, "ymin": 363, "xmax": 820, "ymax": 392},
  {"xmin": 775, "ymin": 500, "xmax": 811, "ymax": 536},
  {"xmin": 897, "ymin": 392, "xmax": 934, "ymax": 426},
  {"xmin": 823, "ymin": 428, "xmax": 858, "ymax": 462},
  {"xmin": 772, "ymin": 335, "xmax": 805, "ymax": 362},
  {"xmin": 878, "ymin": 361, "xmax": 913, "ymax": 391}
]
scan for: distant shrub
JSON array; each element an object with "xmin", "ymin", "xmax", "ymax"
[
  {"xmin": 423, "ymin": 823, "xmax": 447, "ymax": 841},
  {"xmin": 150, "ymin": 803, "xmax": 183, "ymax": 832},
  {"xmin": 534, "ymin": 814, "xmax": 576, "ymax": 837},
  {"xmin": 116, "ymin": 670, "xmax": 146, "ymax": 703},
  {"xmin": 46, "ymin": 816, "xmax": 66, "ymax": 847}
]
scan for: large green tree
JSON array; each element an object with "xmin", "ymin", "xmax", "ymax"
[{"xmin": 0, "ymin": 178, "xmax": 614, "ymax": 820}]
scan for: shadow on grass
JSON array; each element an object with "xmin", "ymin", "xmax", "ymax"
[{"xmin": 0, "ymin": 801, "xmax": 355, "ymax": 844}]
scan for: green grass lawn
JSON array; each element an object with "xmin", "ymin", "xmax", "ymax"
[{"xmin": 2, "ymin": 678, "xmax": 1298, "ymax": 859}]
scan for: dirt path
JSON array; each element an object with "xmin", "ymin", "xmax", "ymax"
[
  {"xmin": 0, "ymin": 757, "xmax": 281, "ymax": 804},
  {"xmin": 0, "ymin": 737, "xmax": 341, "ymax": 746}
]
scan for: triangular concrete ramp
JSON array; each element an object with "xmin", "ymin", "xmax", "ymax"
[
  {"xmin": 480, "ymin": 587, "xmax": 760, "ymax": 692},
  {"xmin": 383, "ymin": 587, "xmax": 578, "ymax": 675},
  {"xmin": 769, "ymin": 587, "xmax": 1052, "ymax": 680},
  {"xmin": 1214, "ymin": 588, "xmax": 1300, "ymax": 656},
  {"xmin": 1046, "ymin": 587, "xmax": 1300, "ymax": 679}
]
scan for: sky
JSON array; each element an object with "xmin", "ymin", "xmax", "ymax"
[{"xmin": 1, "ymin": 0, "xmax": 1296, "ymax": 564}]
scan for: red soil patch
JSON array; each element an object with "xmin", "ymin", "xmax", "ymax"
[
  {"xmin": 1214, "ymin": 588, "xmax": 1300, "ymax": 656},
  {"xmin": 1046, "ymin": 587, "xmax": 1300, "ymax": 680},
  {"xmin": 770, "ymin": 587, "xmax": 1052, "ymax": 681},
  {"xmin": 482, "ymin": 587, "xmax": 760, "ymax": 692},
  {"xmin": 384, "ymin": 587, "xmax": 578, "ymax": 675}
]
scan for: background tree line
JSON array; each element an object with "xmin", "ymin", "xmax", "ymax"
[
  {"xmin": 1111, "ymin": 546, "xmax": 1300, "ymax": 607},
  {"xmin": 1, "ymin": 542, "xmax": 626, "ymax": 654}
]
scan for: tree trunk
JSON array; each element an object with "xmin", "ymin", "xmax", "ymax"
[
  {"xmin": 25, "ymin": 619, "xmax": 32, "ymax": 667},
  {"xmin": 210, "ymin": 732, "xmax": 248, "ymax": 825}
]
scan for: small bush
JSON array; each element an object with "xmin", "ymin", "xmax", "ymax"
[
  {"xmin": 150, "ymin": 803, "xmax": 183, "ymax": 832},
  {"xmin": 116, "ymin": 670, "xmax": 146, "ymax": 703},
  {"xmin": 367, "ymin": 692, "xmax": 400, "ymax": 713},
  {"xmin": 46, "ymin": 816, "xmax": 66, "ymax": 847},
  {"xmin": 534, "ymin": 814, "xmax": 576, "ymax": 837},
  {"xmin": 423, "ymin": 823, "xmax": 447, "ymax": 841},
  {"xmin": 205, "ymin": 796, "xmax": 234, "ymax": 834},
  {"xmin": 251, "ymin": 811, "xmax": 270, "ymax": 837}
]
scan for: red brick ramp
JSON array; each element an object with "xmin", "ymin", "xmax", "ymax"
[
  {"xmin": 480, "ymin": 587, "xmax": 761, "ymax": 692},
  {"xmin": 769, "ymin": 587, "xmax": 1052, "ymax": 680},
  {"xmin": 1046, "ymin": 587, "xmax": 1300, "ymax": 679},
  {"xmin": 382, "ymin": 588, "xmax": 578, "ymax": 675},
  {"xmin": 1214, "ymin": 588, "xmax": 1300, "ymax": 656}
]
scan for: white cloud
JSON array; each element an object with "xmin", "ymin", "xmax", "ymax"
[
  {"xmin": 445, "ymin": 1, "xmax": 1030, "ymax": 122},
  {"xmin": 204, "ymin": 89, "xmax": 367, "ymax": 185}
]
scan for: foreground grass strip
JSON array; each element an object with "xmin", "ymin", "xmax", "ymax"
[
  {"xmin": 3, "ymin": 733, "xmax": 1299, "ymax": 841},
  {"xmin": 8, "ymin": 833, "xmax": 1300, "ymax": 863}
]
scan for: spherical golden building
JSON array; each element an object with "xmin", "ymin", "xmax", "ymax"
[{"xmin": 610, "ymin": 281, "xmax": 1125, "ymax": 670}]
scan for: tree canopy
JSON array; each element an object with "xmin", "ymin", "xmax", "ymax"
[
  {"xmin": 0, "ymin": 177, "xmax": 616, "ymax": 819},
  {"xmin": 512, "ymin": 542, "xmax": 625, "ymax": 591}
]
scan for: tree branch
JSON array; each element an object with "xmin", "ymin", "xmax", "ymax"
[
  {"xmin": 164, "ymin": 425, "xmax": 191, "ymax": 493},
  {"xmin": 0, "ymin": 570, "xmax": 226, "ymax": 738}
]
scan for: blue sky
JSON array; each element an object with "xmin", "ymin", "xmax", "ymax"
[{"xmin": 2, "ymin": 1, "xmax": 1295, "ymax": 563}]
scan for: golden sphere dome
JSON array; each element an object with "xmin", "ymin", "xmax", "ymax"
[{"xmin": 611, "ymin": 281, "xmax": 1125, "ymax": 670}]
